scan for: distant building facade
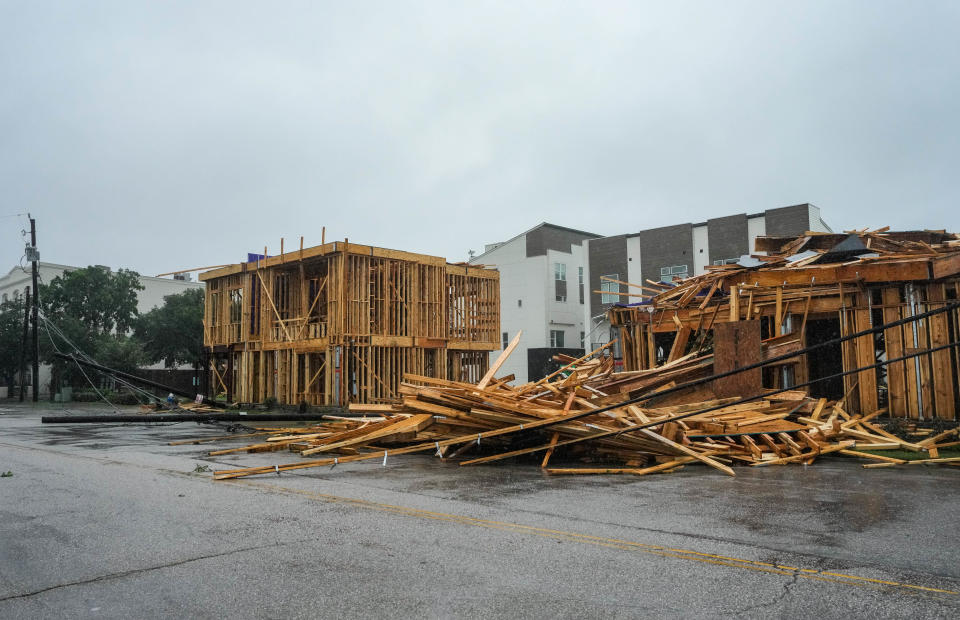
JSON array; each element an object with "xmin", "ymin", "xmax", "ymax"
[
  {"xmin": 0, "ymin": 262, "xmax": 205, "ymax": 397},
  {"xmin": 469, "ymin": 223, "xmax": 600, "ymax": 383},
  {"xmin": 582, "ymin": 203, "xmax": 832, "ymax": 354}
]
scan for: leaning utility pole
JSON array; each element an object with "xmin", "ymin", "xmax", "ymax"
[{"xmin": 29, "ymin": 216, "xmax": 39, "ymax": 402}]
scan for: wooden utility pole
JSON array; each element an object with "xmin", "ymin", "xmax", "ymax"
[
  {"xmin": 19, "ymin": 287, "xmax": 30, "ymax": 401},
  {"xmin": 30, "ymin": 216, "xmax": 39, "ymax": 402}
]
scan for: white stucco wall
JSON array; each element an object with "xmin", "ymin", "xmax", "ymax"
[
  {"xmin": 582, "ymin": 239, "xmax": 596, "ymax": 351},
  {"xmin": 747, "ymin": 216, "xmax": 767, "ymax": 254},
  {"xmin": 0, "ymin": 263, "xmax": 203, "ymax": 312},
  {"xmin": 808, "ymin": 205, "xmax": 832, "ymax": 232},
  {"xmin": 692, "ymin": 224, "xmax": 710, "ymax": 275},
  {"xmin": 471, "ymin": 236, "xmax": 545, "ymax": 384},
  {"xmin": 135, "ymin": 275, "xmax": 205, "ymax": 313},
  {"xmin": 546, "ymin": 246, "xmax": 586, "ymax": 354},
  {"xmin": 472, "ymin": 233, "xmax": 590, "ymax": 384},
  {"xmin": 626, "ymin": 236, "xmax": 643, "ymax": 289},
  {"xmin": 0, "ymin": 263, "xmax": 72, "ymax": 304}
]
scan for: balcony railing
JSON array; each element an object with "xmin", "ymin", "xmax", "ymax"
[
  {"xmin": 268, "ymin": 317, "xmax": 327, "ymax": 342},
  {"xmin": 208, "ymin": 323, "xmax": 242, "ymax": 345}
]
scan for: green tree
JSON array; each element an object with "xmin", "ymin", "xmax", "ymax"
[
  {"xmin": 0, "ymin": 299, "xmax": 26, "ymax": 389},
  {"xmin": 135, "ymin": 288, "xmax": 205, "ymax": 367},
  {"xmin": 95, "ymin": 333, "xmax": 146, "ymax": 375},
  {"xmin": 39, "ymin": 266, "xmax": 146, "ymax": 390},
  {"xmin": 41, "ymin": 266, "xmax": 143, "ymax": 335}
]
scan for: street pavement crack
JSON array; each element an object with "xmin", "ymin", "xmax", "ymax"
[
  {"xmin": 735, "ymin": 571, "xmax": 801, "ymax": 615},
  {"xmin": 0, "ymin": 539, "xmax": 305, "ymax": 602}
]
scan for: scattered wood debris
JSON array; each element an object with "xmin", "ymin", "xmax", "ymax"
[
  {"xmin": 610, "ymin": 228, "xmax": 960, "ymax": 422},
  {"xmin": 206, "ymin": 343, "xmax": 958, "ymax": 480},
  {"xmin": 193, "ymin": 229, "xmax": 960, "ymax": 479}
]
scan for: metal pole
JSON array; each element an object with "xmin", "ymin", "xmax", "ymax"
[{"xmin": 30, "ymin": 217, "xmax": 39, "ymax": 402}]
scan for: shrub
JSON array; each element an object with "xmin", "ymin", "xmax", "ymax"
[
  {"xmin": 112, "ymin": 391, "xmax": 142, "ymax": 405},
  {"xmin": 71, "ymin": 390, "xmax": 103, "ymax": 402}
]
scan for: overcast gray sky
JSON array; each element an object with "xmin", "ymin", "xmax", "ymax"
[{"xmin": 2, "ymin": 1, "xmax": 958, "ymax": 276}]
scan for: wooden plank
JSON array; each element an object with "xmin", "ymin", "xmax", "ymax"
[
  {"xmin": 666, "ymin": 327, "xmax": 692, "ymax": 364},
  {"xmin": 477, "ymin": 330, "xmax": 522, "ymax": 390},
  {"xmin": 540, "ymin": 433, "xmax": 560, "ymax": 468},
  {"xmin": 809, "ymin": 398, "xmax": 828, "ymax": 421},
  {"xmin": 774, "ymin": 286, "xmax": 783, "ymax": 335},
  {"xmin": 926, "ymin": 284, "xmax": 955, "ymax": 420},
  {"xmin": 712, "ymin": 321, "xmax": 762, "ymax": 399},
  {"xmin": 914, "ymin": 294, "xmax": 935, "ymax": 420},
  {"xmin": 932, "ymin": 252, "xmax": 960, "ymax": 279},
  {"xmin": 753, "ymin": 440, "xmax": 854, "ymax": 466},
  {"xmin": 300, "ymin": 414, "xmax": 434, "ymax": 455},
  {"xmin": 635, "ymin": 428, "xmax": 735, "ymax": 476},
  {"xmin": 854, "ymin": 303, "xmax": 879, "ymax": 414},
  {"xmin": 881, "ymin": 288, "xmax": 908, "ymax": 417},
  {"xmin": 838, "ymin": 450, "xmax": 907, "ymax": 464},
  {"xmin": 728, "ymin": 283, "xmax": 740, "ymax": 322}
]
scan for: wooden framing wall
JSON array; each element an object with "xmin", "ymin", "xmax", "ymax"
[
  {"xmin": 201, "ymin": 241, "xmax": 499, "ymax": 406},
  {"xmin": 610, "ymin": 271, "xmax": 960, "ymax": 421}
]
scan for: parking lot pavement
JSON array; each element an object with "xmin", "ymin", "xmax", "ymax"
[{"xmin": 2, "ymin": 402, "xmax": 959, "ymax": 618}]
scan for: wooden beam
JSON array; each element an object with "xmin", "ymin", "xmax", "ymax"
[
  {"xmin": 477, "ymin": 330, "xmax": 522, "ymax": 390},
  {"xmin": 728, "ymin": 283, "xmax": 740, "ymax": 322},
  {"xmin": 634, "ymin": 427, "xmax": 735, "ymax": 476},
  {"xmin": 255, "ymin": 270, "xmax": 293, "ymax": 341}
]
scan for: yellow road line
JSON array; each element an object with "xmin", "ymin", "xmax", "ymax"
[{"xmin": 228, "ymin": 479, "xmax": 958, "ymax": 596}]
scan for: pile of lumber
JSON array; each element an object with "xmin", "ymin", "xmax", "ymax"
[{"xmin": 206, "ymin": 344, "xmax": 958, "ymax": 480}]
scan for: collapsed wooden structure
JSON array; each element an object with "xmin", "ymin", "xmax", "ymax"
[
  {"xmin": 609, "ymin": 229, "xmax": 960, "ymax": 420},
  {"xmin": 188, "ymin": 228, "xmax": 959, "ymax": 482},
  {"xmin": 203, "ymin": 342, "xmax": 959, "ymax": 481},
  {"xmin": 200, "ymin": 241, "xmax": 499, "ymax": 407}
]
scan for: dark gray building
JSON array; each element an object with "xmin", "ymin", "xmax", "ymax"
[{"xmin": 583, "ymin": 203, "xmax": 831, "ymax": 351}]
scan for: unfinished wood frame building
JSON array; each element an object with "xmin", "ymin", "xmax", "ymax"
[
  {"xmin": 609, "ymin": 230, "xmax": 960, "ymax": 420},
  {"xmin": 200, "ymin": 241, "xmax": 499, "ymax": 407}
]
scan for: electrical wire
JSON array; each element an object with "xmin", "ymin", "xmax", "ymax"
[
  {"xmin": 39, "ymin": 313, "xmax": 117, "ymax": 410},
  {"xmin": 488, "ymin": 300, "xmax": 960, "ymax": 451},
  {"xmin": 38, "ymin": 310, "xmax": 162, "ymax": 406}
]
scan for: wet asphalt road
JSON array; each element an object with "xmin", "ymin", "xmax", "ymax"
[{"xmin": 1, "ymin": 402, "xmax": 959, "ymax": 619}]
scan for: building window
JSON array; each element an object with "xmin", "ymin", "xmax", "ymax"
[
  {"xmin": 712, "ymin": 258, "xmax": 740, "ymax": 266},
  {"xmin": 578, "ymin": 266, "xmax": 584, "ymax": 304},
  {"xmin": 502, "ymin": 332, "xmax": 509, "ymax": 350},
  {"xmin": 550, "ymin": 329, "xmax": 565, "ymax": 348},
  {"xmin": 660, "ymin": 265, "xmax": 688, "ymax": 283},
  {"xmin": 229, "ymin": 289, "xmax": 243, "ymax": 324},
  {"xmin": 518, "ymin": 299, "xmax": 522, "ymax": 308},
  {"xmin": 554, "ymin": 262, "xmax": 567, "ymax": 302},
  {"xmin": 600, "ymin": 274, "xmax": 620, "ymax": 304},
  {"xmin": 210, "ymin": 291, "xmax": 222, "ymax": 327},
  {"xmin": 580, "ymin": 331, "xmax": 585, "ymax": 348}
]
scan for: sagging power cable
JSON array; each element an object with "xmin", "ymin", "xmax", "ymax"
[
  {"xmin": 489, "ymin": 301, "xmax": 960, "ymax": 458},
  {"xmin": 38, "ymin": 311, "xmax": 162, "ymax": 407}
]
